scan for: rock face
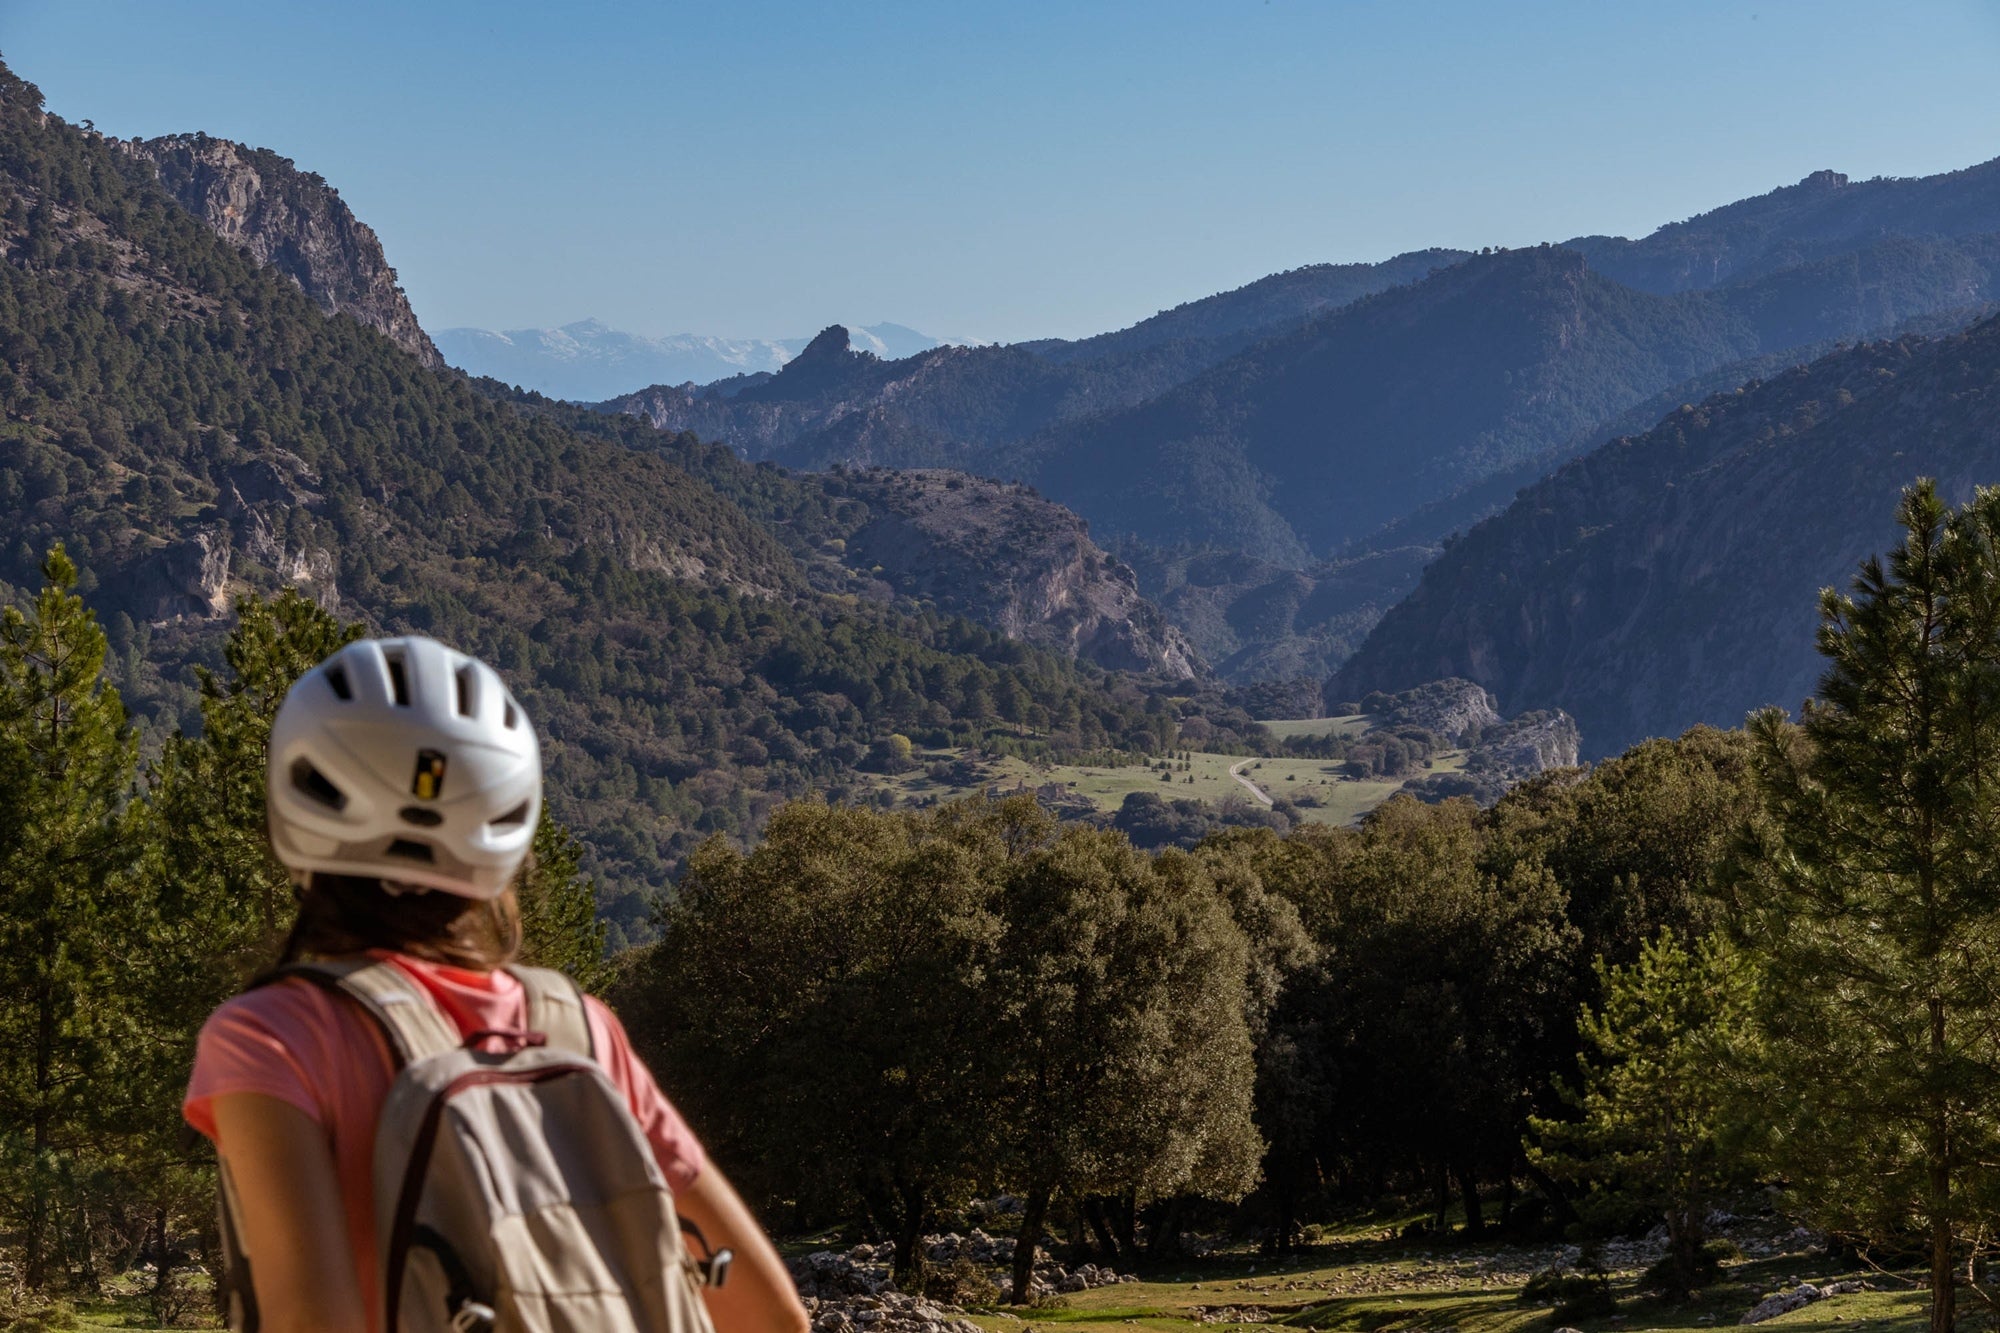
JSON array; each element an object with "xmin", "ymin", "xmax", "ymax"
[
  {"xmin": 839, "ymin": 469, "xmax": 1204, "ymax": 679},
  {"xmin": 1365, "ymin": 677, "xmax": 1505, "ymax": 744},
  {"xmin": 127, "ymin": 530, "xmax": 233, "ymax": 622},
  {"xmin": 1472, "ymin": 711, "xmax": 1582, "ymax": 777},
  {"xmin": 1334, "ymin": 315, "xmax": 2000, "ymax": 758},
  {"xmin": 119, "ymin": 133, "xmax": 443, "ymax": 368},
  {"xmin": 1361, "ymin": 680, "xmax": 1581, "ymax": 808}
]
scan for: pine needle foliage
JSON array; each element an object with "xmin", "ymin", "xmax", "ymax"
[
  {"xmin": 0, "ymin": 545, "xmax": 140, "ymax": 1288},
  {"xmin": 1739, "ymin": 479, "xmax": 2000, "ymax": 1333},
  {"xmin": 1530, "ymin": 932, "xmax": 1761, "ymax": 1298}
]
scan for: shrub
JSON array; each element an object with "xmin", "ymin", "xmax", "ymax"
[
  {"xmin": 922, "ymin": 1254, "xmax": 1000, "ymax": 1307},
  {"xmin": 1522, "ymin": 1261, "xmax": 1617, "ymax": 1322}
]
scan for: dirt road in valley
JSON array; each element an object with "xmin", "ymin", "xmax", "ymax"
[{"xmin": 1228, "ymin": 758, "xmax": 1274, "ymax": 807}]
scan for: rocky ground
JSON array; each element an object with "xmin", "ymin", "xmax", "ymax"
[
  {"xmin": 791, "ymin": 1231, "xmax": 1140, "ymax": 1333},
  {"xmin": 780, "ymin": 1203, "xmax": 1906, "ymax": 1333}
]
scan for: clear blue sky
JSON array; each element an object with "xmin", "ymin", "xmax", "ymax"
[{"xmin": 5, "ymin": 1, "xmax": 1997, "ymax": 343}]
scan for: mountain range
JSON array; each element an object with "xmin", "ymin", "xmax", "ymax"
[
  {"xmin": 1334, "ymin": 313, "xmax": 2000, "ymax": 758},
  {"xmin": 14, "ymin": 39, "xmax": 2000, "ymax": 843},
  {"xmin": 591, "ymin": 168, "xmax": 2000, "ymax": 687},
  {"xmin": 435, "ymin": 319, "xmax": 939, "ymax": 401}
]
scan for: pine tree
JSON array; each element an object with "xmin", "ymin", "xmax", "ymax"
[
  {"xmin": 0, "ymin": 545, "xmax": 139, "ymax": 1288},
  {"xmin": 1530, "ymin": 932, "xmax": 1761, "ymax": 1297},
  {"xmin": 519, "ymin": 817, "xmax": 609, "ymax": 991},
  {"xmin": 147, "ymin": 587, "xmax": 363, "ymax": 994},
  {"xmin": 1740, "ymin": 480, "xmax": 2000, "ymax": 1333}
]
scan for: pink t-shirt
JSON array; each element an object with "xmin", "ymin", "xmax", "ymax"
[{"xmin": 184, "ymin": 953, "xmax": 704, "ymax": 1329}]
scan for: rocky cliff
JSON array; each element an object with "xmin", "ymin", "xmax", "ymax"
[
  {"xmin": 837, "ymin": 469, "xmax": 1204, "ymax": 680},
  {"xmin": 119, "ymin": 132, "xmax": 443, "ymax": 368},
  {"xmin": 1334, "ymin": 315, "xmax": 2000, "ymax": 758}
]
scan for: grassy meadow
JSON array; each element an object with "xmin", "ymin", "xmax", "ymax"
[
  {"xmin": 964, "ymin": 1232, "xmax": 1923, "ymax": 1333},
  {"xmin": 853, "ymin": 717, "xmax": 1462, "ymax": 828}
]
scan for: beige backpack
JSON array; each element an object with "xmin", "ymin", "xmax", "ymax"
[{"xmin": 216, "ymin": 958, "xmax": 727, "ymax": 1333}]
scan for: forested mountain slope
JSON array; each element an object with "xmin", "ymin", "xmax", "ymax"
[
  {"xmin": 1333, "ymin": 315, "xmax": 2000, "ymax": 757},
  {"xmin": 0, "ymin": 58, "xmax": 1222, "ymax": 928},
  {"xmin": 599, "ymin": 254, "xmax": 1472, "ymax": 469},
  {"xmin": 1014, "ymin": 248, "xmax": 1467, "ymax": 364},
  {"xmin": 599, "ymin": 320, "xmax": 1284, "ymax": 473},
  {"xmin": 1565, "ymin": 158, "xmax": 2000, "ymax": 294},
  {"xmin": 1013, "ymin": 235, "xmax": 2000, "ymax": 563}
]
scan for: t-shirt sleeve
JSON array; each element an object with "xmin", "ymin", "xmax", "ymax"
[
  {"xmin": 584, "ymin": 996, "xmax": 707, "ymax": 1194},
  {"xmin": 183, "ymin": 981, "xmax": 343, "ymax": 1142}
]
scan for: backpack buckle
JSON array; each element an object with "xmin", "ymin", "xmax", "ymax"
[
  {"xmin": 450, "ymin": 1299, "xmax": 497, "ymax": 1332},
  {"xmin": 680, "ymin": 1217, "xmax": 733, "ymax": 1288}
]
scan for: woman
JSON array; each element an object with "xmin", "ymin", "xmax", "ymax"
[{"xmin": 184, "ymin": 635, "xmax": 810, "ymax": 1333}]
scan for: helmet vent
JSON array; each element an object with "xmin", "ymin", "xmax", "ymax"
[
  {"xmin": 385, "ymin": 838, "xmax": 436, "ymax": 863},
  {"xmin": 503, "ymin": 702, "xmax": 519, "ymax": 730},
  {"xmin": 291, "ymin": 759, "xmax": 347, "ymax": 811},
  {"xmin": 386, "ymin": 653, "xmax": 410, "ymax": 707},
  {"xmin": 455, "ymin": 665, "xmax": 477, "ymax": 718},
  {"xmin": 324, "ymin": 665, "xmax": 352, "ymax": 701},
  {"xmin": 399, "ymin": 806, "xmax": 445, "ymax": 828},
  {"xmin": 491, "ymin": 800, "xmax": 532, "ymax": 829}
]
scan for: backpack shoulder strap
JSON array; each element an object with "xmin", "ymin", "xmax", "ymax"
[
  {"xmin": 504, "ymin": 964, "xmax": 595, "ymax": 1059},
  {"xmin": 271, "ymin": 958, "xmax": 462, "ymax": 1065}
]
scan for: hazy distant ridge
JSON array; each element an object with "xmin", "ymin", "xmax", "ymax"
[{"xmin": 436, "ymin": 318, "xmax": 940, "ymax": 399}]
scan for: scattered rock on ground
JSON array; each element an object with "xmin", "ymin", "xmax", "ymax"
[
  {"xmin": 788, "ymin": 1232, "xmax": 1137, "ymax": 1308},
  {"xmin": 1740, "ymin": 1280, "xmax": 1869, "ymax": 1324},
  {"xmin": 805, "ymin": 1292, "xmax": 984, "ymax": 1333}
]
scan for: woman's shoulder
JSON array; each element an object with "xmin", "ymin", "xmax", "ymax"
[
  {"xmin": 579, "ymin": 991, "xmax": 632, "ymax": 1055},
  {"xmin": 186, "ymin": 975, "xmax": 380, "ymax": 1138},
  {"xmin": 199, "ymin": 973, "xmax": 367, "ymax": 1051}
]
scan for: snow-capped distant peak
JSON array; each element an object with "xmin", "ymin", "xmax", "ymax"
[{"xmin": 433, "ymin": 319, "xmax": 943, "ymax": 400}]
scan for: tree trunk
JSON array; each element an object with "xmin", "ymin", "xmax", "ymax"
[
  {"xmin": 152, "ymin": 1205, "xmax": 171, "ymax": 1298},
  {"xmin": 1063, "ymin": 1202, "xmax": 1088, "ymax": 1268},
  {"xmin": 1149, "ymin": 1196, "xmax": 1189, "ymax": 1261},
  {"xmin": 1500, "ymin": 1172, "xmax": 1516, "ymax": 1230},
  {"xmin": 1663, "ymin": 1205, "xmax": 1705, "ymax": 1300},
  {"xmin": 1083, "ymin": 1197, "xmax": 1121, "ymax": 1263},
  {"xmin": 1112, "ymin": 1192, "xmax": 1137, "ymax": 1257},
  {"xmin": 1431, "ymin": 1162, "xmax": 1451, "ymax": 1231},
  {"xmin": 1920, "ymin": 1136, "xmax": 1952, "ymax": 1333},
  {"xmin": 1456, "ymin": 1164, "xmax": 1484, "ymax": 1236},
  {"xmin": 1521, "ymin": 1157, "xmax": 1578, "ymax": 1229},
  {"xmin": 25, "ymin": 919, "xmax": 59, "ymax": 1289},
  {"xmin": 856, "ymin": 1177, "xmax": 896, "ymax": 1244},
  {"xmin": 893, "ymin": 1180, "xmax": 928, "ymax": 1293},
  {"xmin": 1011, "ymin": 1186, "xmax": 1050, "ymax": 1305},
  {"xmin": 1930, "ymin": 995, "xmax": 1954, "ymax": 1333}
]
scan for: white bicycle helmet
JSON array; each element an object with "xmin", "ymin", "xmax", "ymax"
[{"xmin": 267, "ymin": 636, "xmax": 542, "ymax": 898}]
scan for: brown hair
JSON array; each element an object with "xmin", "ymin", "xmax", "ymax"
[{"xmin": 277, "ymin": 873, "xmax": 522, "ymax": 971}]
